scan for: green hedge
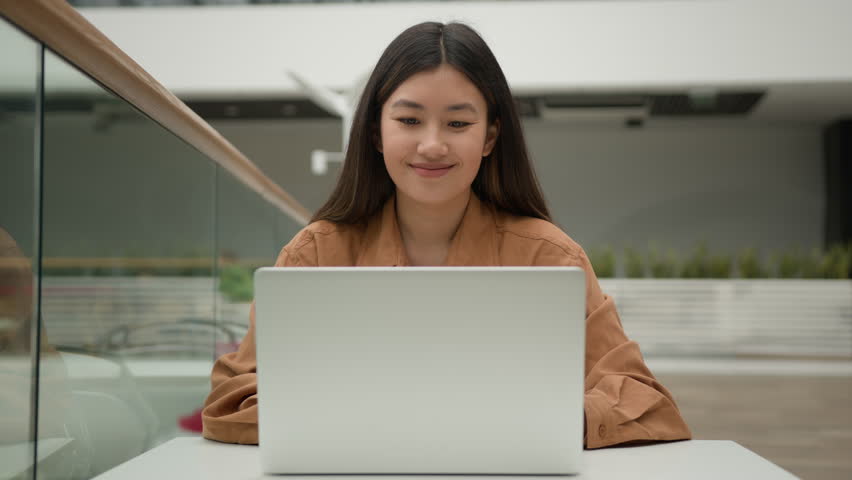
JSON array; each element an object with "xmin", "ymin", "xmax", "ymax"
[{"xmin": 587, "ymin": 243, "xmax": 852, "ymax": 279}]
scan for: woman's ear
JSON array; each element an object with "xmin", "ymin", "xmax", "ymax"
[
  {"xmin": 482, "ymin": 119, "xmax": 500, "ymax": 157},
  {"xmin": 372, "ymin": 124, "xmax": 383, "ymax": 153}
]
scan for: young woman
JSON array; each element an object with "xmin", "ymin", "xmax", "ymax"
[{"xmin": 202, "ymin": 22, "xmax": 691, "ymax": 449}]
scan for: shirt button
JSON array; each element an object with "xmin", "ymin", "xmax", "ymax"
[{"xmin": 598, "ymin": 425, "xmax": 607, "ymax": 438}]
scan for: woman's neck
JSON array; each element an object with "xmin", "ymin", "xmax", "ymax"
[{"xmin": 395, "ymin": 190, "xmax": 471, "ymax": 266}]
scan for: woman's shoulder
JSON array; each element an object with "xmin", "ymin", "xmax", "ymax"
[
  {"xmin": 493, "ymin": 210, "xmax": 585, "ymax": 261},
  {"xmin": 276, "ymin": 220, "xmax": 365, "ymax": 266},
  {"xmin": 296, "ymin": 219, "xmax": 354, "ymax": 240}
]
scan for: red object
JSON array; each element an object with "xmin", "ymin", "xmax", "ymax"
[{"xmin": 178, "ymin": 407, "xmax": 204, "ymax": 433}]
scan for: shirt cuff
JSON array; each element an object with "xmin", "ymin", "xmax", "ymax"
[{"xmin": 584, "ymin": 391, "xmax": 617, "ymax": 449}]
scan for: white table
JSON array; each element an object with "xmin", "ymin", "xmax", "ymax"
[{"xmin": 94, "ymin": 437, "xmax": 797, "ymax": 479}]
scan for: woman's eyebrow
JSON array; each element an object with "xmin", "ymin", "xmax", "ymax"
[
  {"xmin": 390, "ymin": 99, "xmax": 478, "ymax": 113},
  {"xmin": 391, "ymin": 99, "xmax": 424, "ymax": 110},
  {"xmin": 446, "ymin": 102, "xmax": 477, "ymax": 113}
]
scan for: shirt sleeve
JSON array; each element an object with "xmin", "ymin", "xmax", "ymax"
[
  {"xmin": 201, "ymin": 240, "xmax": 314, "ymax": 444},
  {"xmin": 574, "ymin": 249, "xmax": 692, "ymax": 448}
]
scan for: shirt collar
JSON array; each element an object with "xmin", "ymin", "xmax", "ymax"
[{"xmin": 356, "ymin": 191, "xmax": 500, "ymax": 267}]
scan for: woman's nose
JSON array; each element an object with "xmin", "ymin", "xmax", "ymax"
[{"xmin": 417, "ymin": 129, "xmax": 449, "ymax": 159}]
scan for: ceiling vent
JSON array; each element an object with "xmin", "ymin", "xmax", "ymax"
[
  {"xmin": 517, "ymin": 90, "xmax": 765, "ymax": 122},
  {"xmin": 534, "ymin": 94, "xmax": 650, "ymax": 124},
  {"xmin": 650, "ymin": 91, "xmax": 764, "ymax": 115}
]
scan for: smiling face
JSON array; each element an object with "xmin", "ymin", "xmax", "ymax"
[{"xmin": 377, "ymin": 64, "xmax": 498, "ymax": 207}]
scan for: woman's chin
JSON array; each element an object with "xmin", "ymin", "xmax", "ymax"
[{"xmin": 397, "ymin": 186, "xmax": 471, "ymax": 208}]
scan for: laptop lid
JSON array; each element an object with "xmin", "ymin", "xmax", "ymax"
[{"xmin": 254, "ymin": 267, "xmax": 586, "ymax": 474}]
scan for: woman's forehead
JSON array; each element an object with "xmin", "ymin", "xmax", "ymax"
[{"xmin": 384, "ymin": 65, "xmax": 487, "ymax": 112}]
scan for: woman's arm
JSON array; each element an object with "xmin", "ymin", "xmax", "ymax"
[
  {"xmin": 576, "ymin": 250, "xmax": 692, "ymax": 448},
  {"xmin": 201, "ymin": 299, "xmax": 261, "ymax": 444},
  {"xmin": 202, "ymin": 246, "xmax": 306, "ymax": 444},
  {"xmin": 583, "ymin": 294, "xmax": 692, "ymax": 448},
  {"xmin": 520, "ymin": 232, "xmax": 691, "ymax": 448}
]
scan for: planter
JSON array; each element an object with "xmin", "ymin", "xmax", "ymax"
[
  {"xmin": 216, "ymin": 300, "xmax": 252, "ymax": 326},
  {"xmin": 41, "ymin": 276, "xmax": 216, "ymax": 349},
  {"xmin": 598, "ymin": 279, "xmax": 852, "ymax": 358},
  {"xmin": 40, "ymin": 277, "xmax": 852, "ymax": 360},
  {"xmin": 214, "ymin": 300, "xmax": 252, "ymax": 357},
  {"xmin": 41, "ymin": 277, "xmax": 249, "ymax": 354}
]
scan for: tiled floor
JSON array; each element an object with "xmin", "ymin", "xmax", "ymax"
[{"xmin": 657, "ymin": 373, "xmax": 852, "ymax": 480}]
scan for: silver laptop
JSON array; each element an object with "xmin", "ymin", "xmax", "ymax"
[{"xmin": 254, "ymin": 267, "xmax": 586, "ymax": 475}]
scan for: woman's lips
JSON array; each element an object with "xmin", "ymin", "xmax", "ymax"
[{"xmin": 410, "ymin": 164, "xmax": 455, "ymax": 178}]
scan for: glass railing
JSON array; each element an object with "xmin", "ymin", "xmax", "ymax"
[
  {"xmin": 0, "ymin": 15, "xmax": 40, "ymax": 480},
  {"xmin": 1, "ymin": 5, "xmax": 307, "ymax": 478}
]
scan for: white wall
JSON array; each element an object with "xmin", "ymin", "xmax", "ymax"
[
  {"xmin": 3, "ymin": 112, "xmax": 822, "ymax": 259},
  {"xmin": 78, "ymin": 0, "xmax": 852, "ymax": 97},
  {"xmin": 525, "ymin": 120, "xmax": 824, "ymax": 252},
  {"xmin": 213, "ymin": 117, "xmax": 825, "ymax": 255}
]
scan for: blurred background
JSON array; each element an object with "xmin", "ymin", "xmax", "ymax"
[{"xmin": 1, "ymin": 1, "xmax": 850, "ymax": 479}]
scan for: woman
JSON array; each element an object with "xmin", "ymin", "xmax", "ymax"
[{"xmin": 202, "ymin": 22, "xmax": 691, "ymax": 449}]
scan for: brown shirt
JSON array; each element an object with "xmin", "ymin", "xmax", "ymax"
[{"xmin": 202, "ymin": 193, "xmax": 691, "ymax": 448}]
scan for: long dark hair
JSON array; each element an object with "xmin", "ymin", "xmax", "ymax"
[{"xmin": 311, "ymin": 21, "xmax": 551, "ymax": 224}]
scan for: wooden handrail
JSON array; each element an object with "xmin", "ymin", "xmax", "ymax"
[{"xmin": 0, "ymin": 0, "xmax": 311, "ymax": 225}]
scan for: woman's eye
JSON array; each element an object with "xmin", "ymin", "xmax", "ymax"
[
  {"xmin": 449, "ymin": 121, "xmax": 471, "ymax": 128},
  {"xmin": 397, "ymin": 118, "xmax": 419, "ymax": 126}
]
